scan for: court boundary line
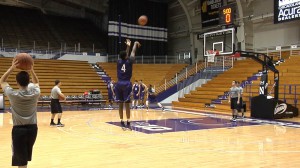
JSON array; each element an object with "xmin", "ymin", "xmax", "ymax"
[{"xmin": 166, "ymin": 108, "xmax": 300, "ymax": 128}]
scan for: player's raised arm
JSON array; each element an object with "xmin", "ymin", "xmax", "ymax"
[
  {"xmin": 125, "ymin": 39, "xmax": 131, "ymax": 57},
  {"xmin": 0, "ymin": 58, "xmax": 18, "ymax": 90},
  {"xmin": 30, "ymin": 64, "xmax": 39, "ymax": 86},
  {"xmin": 130, "ymin": 41, "xmax": 141, "ymax": 57}
]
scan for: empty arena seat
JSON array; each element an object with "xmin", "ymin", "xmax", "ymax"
[{"xmin": 0, "ymin": 5, "xmax": 105, "ymax": 53}]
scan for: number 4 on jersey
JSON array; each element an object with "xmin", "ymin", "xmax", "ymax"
[{"xmin": 121, "ymin": 64, "xmax": 126, "ymax": 72}]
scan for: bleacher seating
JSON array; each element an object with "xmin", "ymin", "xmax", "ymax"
[
  {"xmin": 173, "ymin": 56, "xmax": 300, "ymax": 113},
  {"xmin": 0, "ymin": 57, "xmax": 107, "ymax": 107},
  {"xmin": 0, "ymin": 5, "xmax": 105, "ymax": 53},
  {"xmin": 243, "ymin": 56, "xmax": 300, "ymax": 110},
  {"xmin": 172, "ymin": 59, "xmax": 262, "ymax": 112}
]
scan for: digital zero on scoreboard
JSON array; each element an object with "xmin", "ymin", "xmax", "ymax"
[{"xmin": 219, "ymin": 5, "xmax": 234, "ymax": 25}]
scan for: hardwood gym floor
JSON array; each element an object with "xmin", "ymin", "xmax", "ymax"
[{"xmin": 1, "ymin": 108, "xmax": 300, "ymax": 168}]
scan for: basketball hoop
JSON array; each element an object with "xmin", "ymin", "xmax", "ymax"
[
  {"xmin": 234, "ymin": 52, "xmax": 241, "ymax": 58},
  {"xmin": 232, "ymin": 52, "xmax": 241, "ymax": 58},
  {"xmin": 206, "ymin": 50, "xmax": 217, "ymax": 62}
]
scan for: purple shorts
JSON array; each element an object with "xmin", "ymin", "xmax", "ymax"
[
  {"xmin": 139, "ymin": 92, "xmax": 145, "ymax": 100},
  {"xmin": 148, "ymin": 94, "xmax": 158, "ymax": 103},
  {"xmin": 133, "ymin": 92, "xmax": 139, "ymax": 100},
  {"xmin": 115, "ymin": 81, "xmax": 132, "ymax": 103}
]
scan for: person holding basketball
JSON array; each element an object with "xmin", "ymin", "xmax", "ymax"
[
  {"xmin": 1, "ymin": 59, "xmax": 40, "ymax": 168},
  {"xmin": 228, "ymin": 80, "xmax": 240, "ymax": 122},
  {"xmin": 115, "ymin": 39, "xmax": 140, "ymax": 129},
  {"xmin": 50, "ymin": 80, "xmax": 66, "ymax": 127}
]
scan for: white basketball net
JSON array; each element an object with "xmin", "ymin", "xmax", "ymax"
[{"xmin": 205, "ymin": 50, "xmax": 216, "ymax": 62}]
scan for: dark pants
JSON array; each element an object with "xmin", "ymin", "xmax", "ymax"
[
  {"xmin": 12, "ymin": 124, "xmax": 38, "ymax": 166},
  {"xmin": 51, "ymin": 99, "xmax": 62, "ymax": 113},
  {"xmin": 230, "ymin": 97, "xmax": 238, "ymax": 109}
]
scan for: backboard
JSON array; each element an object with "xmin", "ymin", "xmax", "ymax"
[{"xmin": 203, "ymin": 28, "xmax": 235, "ymax": 57}]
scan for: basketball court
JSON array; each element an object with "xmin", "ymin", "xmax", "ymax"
[
  {"xmin": 1, "ymin": 107, "xmax": 300, "ymax": 168},
  {"xmin": 0, "ymin": 0, "xmax": 300, "ymax": 168}
]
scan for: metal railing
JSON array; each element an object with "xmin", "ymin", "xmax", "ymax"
[
  {"xmin": 0, "ymin": 38, "xmax": 105, "ymax": 53},
  {"xmin": 254, "ymin": 44, "xmax": 300, "ymax": 59},
  {"xmin": 244, "ymin": 84, "xmax": 299, "ymax": 108},
  {"xmin": 106, "ymin": 54, "xmax": 189, "ymax": 64},
  {"xmin": 282, "ymin": 85, "xmax": 299, "ymax": 106},
  {"xmin": 155, "ymin": 55, "xmax": 235, "ymax": 94},
  {"xmin": 155, "ymin": 62, "xmax": 206, "ymax": 94},
  {"xmin": 0, "ymin": 47, "xmax": 191, "ymax": 64}
]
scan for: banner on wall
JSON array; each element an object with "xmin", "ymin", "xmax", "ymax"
[
  {"xmin": 107, "ymin": 0, "xmax": 168, "ymax": 56},
  {"xmin": 274, "ymin": 0, "xmax": 300, "ymax": 24},
  {"xmin": 201, "ymin": 0, "xmax": 223, "ymax": 27}
]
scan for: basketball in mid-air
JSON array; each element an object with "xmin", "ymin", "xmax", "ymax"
[
  {"xmin": 138, "ymin": 15, "xmax": 148, "ymax": 26},
  {"xmin": 15, "ymin": 53, "xmax": 33, "ymax": 70}
]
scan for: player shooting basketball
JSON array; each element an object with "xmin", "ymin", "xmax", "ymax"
[
  {"xmin": 115, "ymin": 39, "xmax": 141, "ymax": 130},
  {"xmin": 1, "ymin": 58, "xmax": 40, "ymax": 168}
]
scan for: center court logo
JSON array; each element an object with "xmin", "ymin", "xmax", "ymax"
[
  {"xmin": 133, "ymin": 122, "xmax": 172, "ymax": 131},
  {"xmin": 274, "ymin": 103, "xmax": 287, "ymax": 114}
]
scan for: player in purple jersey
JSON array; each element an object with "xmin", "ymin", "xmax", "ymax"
[
  {"xmin": 132, "ymin": 80, "xmax": 140, "ymax": 109},
  {"xmin": 138, "ymin": 80, "xmax": 147, "ymax": 108},
  {"xmin": 107, "ymin": 80, "xmax": 115, "ymax": 108},
  {"xmin": 115, "ymin": 39, "xmax": 141, "ymax": 129}
]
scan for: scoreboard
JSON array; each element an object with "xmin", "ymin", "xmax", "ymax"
[{"xmin": 219, "ymin": 5, "xmax": 234, "ymax": 25}]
